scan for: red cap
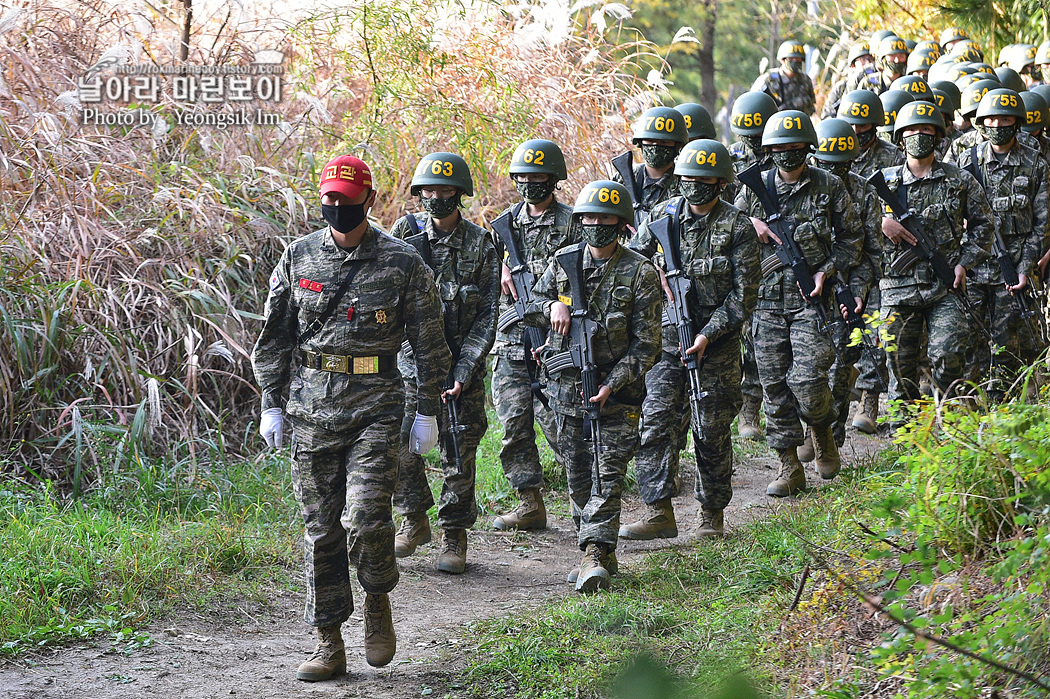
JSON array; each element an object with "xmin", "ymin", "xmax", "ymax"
[{"xmin": 319, "ymin": 155, "xmax": 373, "ymax": 199}]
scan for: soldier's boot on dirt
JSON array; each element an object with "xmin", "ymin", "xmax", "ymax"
[
  {"xmin": 296, "ymin": 625, "xmax": 346, "ymax": 681},
  {"xmin": 491, "ymin": 488, "xmax": 547, "ymax": 531},
  {"xmin": 617, "ymin": 497, "xmax": 678, "ymax": 540},
  {"xmin": 567, "ymin": 548, "xmax": 617, "ymax": 584},
  {"xmin": 435, "ymin": 528, "xmax": 467, "ymax": 574},
  {"xmin": 796, "ymin": 426, "xmax": 815, "ymax": 462},
  {"xmin": 575, "ymin": 543, "xmax": 611, "ymax": 593},
  {"xmin": 694, "ymin": 507, "xmax": 725, "ymax": 538},
  {"xmin": 851, "ymin": 390, "xmax": 880, "ymax": 434},
  {"xmin": 767, "ymin": 448, "xmax": 807, "ymax": 498},
  {"xmin": 811, "ymin": 423, "xmax": 841, "ymax": 480},
  {"xmin": 738, "ymin": 395, "xmax": 764, "ymax": 440},
  {"xmin": 393, "ymin": 513, "xmax": 431, "ymax": 558},
  {"xmin": 363, "ymin": 593, "xmax": 396, "ymax": 668}
]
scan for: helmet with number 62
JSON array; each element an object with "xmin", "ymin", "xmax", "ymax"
[
  {"xmin": 729, "ymin": 92, "xmax": 778, "ymax": 136},
  {"xmin": 572, "ymin": 180, "xmax": 634, "ymax": 222},
  {"xmin": 632, "ymin": 106, "xmax": 689, "ymax": 145},
  {"xmin": 509, "ymin": 139, "xmax": 567, "ymax": 180},
  {"xmin": 893, "ymin": 100, "xmax": 945, "ymax": 141},
  {"xmin": 674, "ymin": 139, "xmax": 733, "ymax": 180},
  {"xmin": 410, "ymin": 152, "xmax": 474, "ymax": 196},
  {"xmin": 761, "ymin": 110, "xmax": 817, "ymax": 147},
  {"xmin": 813, "ymin": 119, "xmax": 859, "ymax": 162}
]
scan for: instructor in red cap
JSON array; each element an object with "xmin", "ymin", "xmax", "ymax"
[{"xmin": 251, "ymin": 155, "xmax": 450, "ymax": 681}]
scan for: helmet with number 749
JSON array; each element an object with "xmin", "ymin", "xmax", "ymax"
[
  {"xmin": 674, "ymin": 139, "xmax": 733, "ymax": 180},
  {"xmin": 572, "ymin": 180, "xmax": 634, "ymax": 222}
]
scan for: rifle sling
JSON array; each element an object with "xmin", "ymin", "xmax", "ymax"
[{"xmin": 298, "ymin": 261, "xmax": 364, "ymax": 348}]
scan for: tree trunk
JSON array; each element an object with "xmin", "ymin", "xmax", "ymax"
[
  {"xmin": 698, "ymin": 0, "xmax": 717, "ymax": 116},
  {"xmin": 180, "ymin": 0, "xmax": 192, "ymax": 63}
]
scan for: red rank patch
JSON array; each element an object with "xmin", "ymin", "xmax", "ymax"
[{"xmin": 299, "ymin": 278, "xmax": 324, "ymax": 293}]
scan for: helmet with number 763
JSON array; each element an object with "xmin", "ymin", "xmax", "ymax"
[{"xmin": 410, "ymin": 152, "xmax": 474, "ymax": 196}]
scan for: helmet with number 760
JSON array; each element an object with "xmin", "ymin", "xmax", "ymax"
[
  {"xmin": 632, "ymin": 106, "xmax": 689, "ymax": 145},
  {"xmin": 572, "ymin": 180, "xmax": 634, "ymax": 221},
  {"xmin": 674, "ymin": 139, "xmax": 733, "ymax": 180},
  {"xmin": 410, "ymin": 152, "xmax": 474, "ymax": 196}
]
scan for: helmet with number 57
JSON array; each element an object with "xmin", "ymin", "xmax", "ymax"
[
  {"xmin": 410, "ymin": 151, "xmax": 474, "ymax": 196},
  {"xmin": 572, "ymin": 180, "xmax": 634, "ymax": 222},
  {"xmin": 813, "ymin": 118, "xmax": 859, "ymax": 162},
  {"xmin": 761, "ymin": 110, "xmax": 818, "ymax": 147},
  {"xmin": 892, "ymin": 100, "xmax": 945, "ymax": 141},
  {"xmin": 674, "ymin": 139, "xmax": 733, "ymax": 180},
  {"xmin": 729, "ymin": 92, "xmax": 778, "ymax": 136},
  {"xmin": 509, "ymin": 139, "xmax": 567, "ymax": 180},
  {"xmin": 632, "ymin": 106, "xmax": 689, "ymax": 145}
]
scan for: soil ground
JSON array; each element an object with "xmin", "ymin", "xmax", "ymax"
[{"xmin": 0, "ymin": 424, "xmax": 889, "ymax": 699}]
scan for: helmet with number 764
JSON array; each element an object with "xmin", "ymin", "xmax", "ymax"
[{"xmin": 674, "ymin": 139, "xmax": 733, "ymax": 180}]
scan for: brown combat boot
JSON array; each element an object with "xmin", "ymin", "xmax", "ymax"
[
  {"xmin": 574, "ymin": 543, "xmax": 611, "ymax": 593},
  {"xmin": 393, "ymin": 513, "xmax": 431, "ymax": 558},
  {"xmin": 435, "ymin": 528, "xmax": 467, "ymax": 574},
  {"xmin": 296, "ymin": 625, "xmax": 346, "ymax": 681},
  {"xmin": 796, "ymin": 426, "xmax": 815, "ymax": 462},
  {"xmin": 492, "ymin": 488, "xmax": 547, "ymax": 531},
  {"xmin": 567, "ymin": 548, "xmax": 617, "ymax": 584},
  {"xmin": 767, "ymin": 448, "xmax": 806, "ymax": 497},
  {"xmin": 811, "ymin": 423, "xmax": 841, "ymax": 480},
  {"xmin": 617, "ymin": 497, "xmax": 678, "ymax": 540},
  {"xmin": 363, "ymin": 593, "xmax": 396, "ymax": 668},
  {"xmin": 738, "ymin": 395, "xmax": 764, "ymax": 440},
  {"xmin": 694, "ymin": 507, "xmax": 725, "ymax": 538},
  {"xmin": 851, "ymin": 390, "xmax": 880, "ymax": 434}
]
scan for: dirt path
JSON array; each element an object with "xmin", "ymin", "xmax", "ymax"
[{"xmin": 0, "ymin": 428, "xmax": 889, "ymax": 699}]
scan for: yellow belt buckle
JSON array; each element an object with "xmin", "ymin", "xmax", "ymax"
[
  {"xmin": 353, "ymin": 356, "xmax": 379, "ymax": 375},
  {"xmin": 323, "ymin": 353, "xmax": 349, "ymax": 373}
]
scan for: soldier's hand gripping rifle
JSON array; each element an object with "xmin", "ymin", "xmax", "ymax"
[
  {"xmin": 491, "ymin": 205, "xmax": 549, "ymax": 408},
  {"xmin": 737, "ymin": 163, "xmax": 838, "ymax": 342},
  {"xmin": 555, "ymin": 244, "xmax": 606, "ymax": 497},
  {"xmin": 866, "ymin": 170, "xmax": 994, "ymax": 342},
  {"xmin": 648, "ymin": 200, "xmax": 708, "ymax": 437},
  {"xmin": 833, "ymin": 276, "xmax": 888, "ymax": 392},
  {"xmin": 611, "ymin": 151, "xmax": 646, "ymax": 229},
  {"xmin": 995, "ymin": 223, "xmax": 1044, "ymax": 345}
]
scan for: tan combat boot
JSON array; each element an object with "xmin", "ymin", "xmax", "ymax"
[
  {"xmin": 296, "ymin": 625, "xmax": 346, "ymax": 681},
  {"xmin": 694, "ymin": 507, "xmax": 725, "ymax": 538},
  {"xmin": 492, "ymin": 488, "xmax": 547, "ymax": 531},
  {"xmin": 851, "ymin": 390, "xmax": 880, "ymax": 434},
  {"xmin": 435, "ymin": 528, "xmax": 467, "ymax": 574},
  {"xmin": 617, "ymin": 497, "xmax": 678, "ymax": 540},
  {"xmin": 811, "ymin": 423, "xmax": 841, "ymax": 480},
  {"xmin": 393, "ymin": 513, "xmax": 431, "ymax": 558},
  {"xmin": 738, "ymin": 395, "xmax": 764, "ymax": 440},
  {"xmin": 575, "ymin": 543, "xmax": 611, "ymax": 593},
  {"xmin": 567, "ymin": 548, "xmax": 617, "ymax": 584},
  {"xmin": 767, "ymin": 448, "xmax": 806, "ymax": 497},
  {"xmin": 363, "ymin": 592, "xmax": 396, "ymax": 668},
  {"xmin": 796, "ymin": 426, "xmax": 815, "ymax": 462}
]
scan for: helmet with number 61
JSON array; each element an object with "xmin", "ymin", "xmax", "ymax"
[
  {"xmin": 674, "ymin": 139, "xmax": 733, "ymax": 180},
  {"xmin": 813, "ymin": 119, "xmax": 859, "ymax": 162},
  {"xmin": 410, "ymin": 151, "xmax": 474, "ymax": 196},
  {"xmin": 572, "ymin": 180, "xmax": 634, "ymax": 222},
  {"xmin": 761, "ymin": 110, "xmax": 818, "ymax": 147}
]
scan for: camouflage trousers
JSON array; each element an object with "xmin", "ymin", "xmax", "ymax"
[
  {"xmin": 854, "ymin": 287, "xmax": 889, "ymax": 392},
  {"xmin": 289, "ymin": 414, "xmax": 401, "ymax": 628},
  {"xmin": 556, "ymin": 402, "xmax": 640, "ymax": 550},
  {"xmin": 883, "ymin": 292, "xmax": 966, "ymax": 404},
  {"xmin": 394, "ymin": 375, "xmax": 485, "ymax": 530},
  {"xmin": 964, "ymin": 281, "xmax": 1043, "ymax": 391},
  {"xmin": 635, "ymin": 337, "xmax": 741, "ymax": 511},
  {"xmin": 491, "ymin": 354, "xmax": 560, "ymax": 491},
  {"xmin": 754, "ymin": 305, "xmax": 836, "ymax": 450},
  {"xmin": 741, "ymin": 315, "xmax": 763, "ymax": 401},
  {"xmin": 829, "ymin": 316, "xmax": 863, "ymax": 446}
]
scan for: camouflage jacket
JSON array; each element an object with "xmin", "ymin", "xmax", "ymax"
[
  {"xmin": 877, "ymin": 161, "xmax": 993, "ymax": 303},
  {"xmin": 948, "ymin": 139, "xmax": 1049, "ymax": 282},
  {"xmin": 750, "ymin": 69, "xmax": 816, "ymax": 114},
  {"xmin": 490, "ymin": 198, "xmax": 577, "ymax": 359},
  {"xmin": 945, "ymin": 128, "xmax": 1043, "ymax": 163},
  {"xmin": 632, "ymin": 197, "xmax": 759, "ymax": 352},
  {"xmin": 846, "ymin": 69, "xmax": 893, "ymax": 95},
  {"xmin": 251, "ymin": 225, "xmax": 450, "ymax": 426},
  {"xmin": 389, "ymin": 213, "xmax": 499, "ymax": 387},
  {"xmin": 821, "ymin": 77, "xmax": 850, "ymax": 120},
  {"xmin": 525, "ymin": 243, "xmax": 662, "ymax": 416},
  {"xmin": 851, "ymin": 137, "xmax": 903, "ymax": 179},
  {"xmin": 734, "ymin": 165, "xmax": 864, "ymax": 312},
  {"xmin": 841, "ymin": 169, "xmax": 885, "ymax": 303},
  {"xmin": 724, "ymin": 140, "xmax": 774, "ymax": 202},
  {"xmin": 612, "ymin": 161, "xmax": 679, "ymax": 224}
]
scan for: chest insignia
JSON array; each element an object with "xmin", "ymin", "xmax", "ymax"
[{"xmin": 376, "ymin": 310, "xmax": 388, "ymax": 324}]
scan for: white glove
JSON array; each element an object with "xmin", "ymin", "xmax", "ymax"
[
  {"xmin": 409, "ymin": 413, "xmax": 438, "ymax": 454},
  {"xmin": 260, "ymin": 408, "xmax": 285, "ymax": 448}
]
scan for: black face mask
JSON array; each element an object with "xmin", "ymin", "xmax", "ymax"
[
  {"xmin": 419, "ymin": 194, "xmax": 460, "ymax": 219},
  {"xmin": 982, "ymin": 123, "xmax": 1018, "ymax": 146},
  {"xmin": 783, "ymin": 59, "xmax": 804, "ymax": 74},
  {"xmin": 903, "ymin": 132, "xmax": 938, "ymax": 159},
  {"xmin": 885, "ymin": 59, "xmax": 907, "ymax": 76},
  {"xmin": 771, "ymin": 149, "xmax": 808, "ymax": 172},
  {"xmin": 740, "ymin": 134, "xmax": 764, "ymax": 153},
  {"xmin": 856, "ymin": 128, "xmax": 877, "ymax": 149},
  {"xmin": 642, "ymin": 144, "xmax": 678, "ymax": 169},
  {"xmin": 581, "ymin": 223, "xmax": 622, "ymax": 247},
  {"xmin": 815, "ymin": 160, "xmax": 852, "ymax": 181},
  {"xmin": 514, "ymin": 180, "xmax": 556, "ymax": 204},
  {"xmin": 322, "ymin": 202, "xmax": 368, "ymax": 234},
  {"xmin": 680, "ymin": 180, "xmax": 721, "ymax": 206}
]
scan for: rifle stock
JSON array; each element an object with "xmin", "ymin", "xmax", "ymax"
[{"xmin": 611, "ymin": 151, "xmax": 644, "ymax": 228}]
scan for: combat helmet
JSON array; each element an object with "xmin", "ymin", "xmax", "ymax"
[
  {"xmin": 838, "ymin": 89, "xmax": 885, "ymax": 126},
  {"xmin": 1020, "ymin": 91, "xmax": 1049, "ymax": 133},
  {"xmin": 893, "ymin": 99, "xmax": 945, "ymax": 141},
  {"xmin": 674, "ymin": 139, "xmax": 733, "ymax": 180},
  {"xmin": 761, "ymin": 110, "xmax": 818, "ymax": 146},
  {"xmin": 572, "ymin": 180, "xmax": 634, "ymax": 222},
  {"xmin": 994, "ymin": 66, "xmax": 1025, "ymax": 94},
  {"xmin": 411, "ymin": 152, "xmax": 474, "ymax": 196},
  {"xmin": 675, "ymin": 103, "xmax": 716, "ymax": 140},
  {"xmin": 879, "ymin": 90, "xmax": 915, "ymax": 133},
  {"xmin": 509, "ymin": 139, "xmax": 567, "ymax": 181},
  {"xmin": 891, "ymin": 75, "xmax": 935, "ymax": 101},
  {"xmin": 959, "ymin": 79, "xmax": 1000, "ymax": 119},
  {"xmin": 632, "ymin": 106, "xmax": 689, "ymax": 145},
  {"xmin": 777, "ymin": 40, "xmax": 807, "ymax": 61},
  {"xmin": 730, "ymin": 92, "xmax": 778, "ymax": 136},
  {"xmin": 813, "ymin": 118, "xmax": 859, "ymax": 162},
  {"xmin": 974, "ymin": 88, "xmax": 1026, "ymax": 123}
]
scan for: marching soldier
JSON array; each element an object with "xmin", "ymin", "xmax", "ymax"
[
  {"xmin": 252, "ymin": 155, "xmax": 450, "ymax": 680},
  {"xmin": 751, "ymin": 40, "xmax": 817, "ymax": 115},
  {"xmin": 611, "ymin": 106, "xmax": 689, "ymax": 226},
  {"xmin": 389, "ymin": 152, "xmax": 499, "ymax": 575},
  {"xmin": 850, "ymin": 35, "xmax": 910, "ymax": 94},
  {"xmin": 822, "ymin": 42, "xmax": 877, "ymax": 119}
]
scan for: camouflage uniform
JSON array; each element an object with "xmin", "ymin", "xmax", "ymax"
[
  {"xmin": 821, "ymin": 77, "xmax": 850, "ymax": 120},
  {"xmin": 252, "ymin": 225, "xmax": 449, "ymax": 627},
  {"xmin": 612, "ymin": 164, "xmax": 679, "ymax": 223},
  {"xmin": 750, "ymin": 69, "xmax": 817, "ymax": 114},
  {"xmin": 735, "ymin": 166, "xmax": 863, "ymax": 450},
  {"xmin": 945, "ymin": 128, "xmax": 1043, "ymax": 162},
  {"xmin": 948, "ymin": 139, "xmax": 1049, "ymax": 388},
  {"xmin": 490, "ymin": 199, "xmax": 577, "ymax": 490},
  {"xmin": 630, "ymin": 198, "xmax": 759, "ymax": 510},
  {"xmin": 389, "ymin": 214, "xmax": 499, "ymax": 530},
  {"xmin": 526, "ymin": 243, "xmax": 662, "ymax": 549},
  {"xmin": 877, "ymin": 161, "xmax": 993, "ymax": 404},
  {"xmin": 846, "ymin": 70, "xmax": 893, "ymax": 95}
]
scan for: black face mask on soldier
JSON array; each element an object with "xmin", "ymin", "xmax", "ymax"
[
  {"xmin": 902, "ymin": 132, "xmax": 937, "ymax": 159},
  {"xmin": 886, "ymin": 59, "xmax": 907, "ymax": 75},
  {"xmin": 581, "ymin": 222, "xmax": 622, "ymax": 247},
  {"xmin": 982, "ymin": 123, "xmax": 1018, "ymax": 147},
  {"xmin": 815, "ymin": 160, "xmax": 852, "ymax": 180},
  {"xmin": 419, "ymin": 193, "xmax": 460, "ymax": 219},
  {"xmin": 641, "ymin": 144, "xmax": 677, "ymax": 169},
  {"xmin": 680, "ymin": 180, "xmax": 721, "ymax": 206},
  {"xmin": 856, "ymin": 128, "xmax": 877, "ymax": 149},
  {"xmin": 783, "ymin": 58, "xmax": 804, "ymax": 74},
  {"xmin": 322, "ymin": 202, "xmax": 369, "ymax": 234},
  {"xmin": 514, "ymin": 179, "xmax": 556, "ymax": 204},
  {"xmin": 771, "ymin": 148, "xmax": 808, "ymax": 172}
]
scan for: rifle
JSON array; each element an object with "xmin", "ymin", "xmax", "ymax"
[
  {"xmin": 736, "ymin": 163, "xmax": 838, "ymax": 341},
  {"xmin": 404, "ymin": 215, "xmax": 465, "ymax": 474},
  {"xmin": 833, "ymin": 276, "xmax": 888, "ymax": 392},
  {"xmin": 555, "ymin": 243, "xmax": 606, "ymax": 497},
  {"xmin": 866, "ymin": 170, "xmax": 994, "ymax": 342},
  {"xmin": 647, "ymin": 198, "xmax": 708, "ymax": 438},
  {"xmin": 490, "ymin": 204, "xmax": 550, "ymax": 408},
  {"xmin": 611, "ymin": 151, "xmax": 645, "ymax": 229},
  {"xmin": 995, "ymin": 223, "xmax": 1044, "ymax": 345}
]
